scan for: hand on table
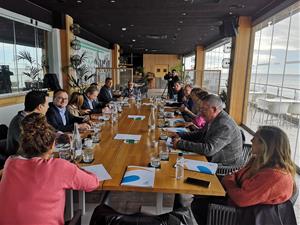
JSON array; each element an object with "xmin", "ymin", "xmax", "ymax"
[
  {"xmin": 168, "ymin": 131, "xmax": 179, "ymax": 139},
  {"xmin": 172, "ymin": 137, "xmax": 180, "ymax": 149},
  {"xmin": 78, "ymin": 123, "xmax": 91, "ymax": 131}
]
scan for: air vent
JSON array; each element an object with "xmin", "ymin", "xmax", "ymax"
[{"xmin": 146, "ymin": 34, "xmax": 168, "ymax": 40}]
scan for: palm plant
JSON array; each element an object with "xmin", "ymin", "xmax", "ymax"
[{"xmin": 17, "ymin": 51, "xmax": 42, "ymax": 83}]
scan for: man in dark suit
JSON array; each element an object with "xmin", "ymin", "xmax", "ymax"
[
  {"xmin": 82, "ymin": 86, "xmax": 106, "ymax": 114},
  {"xmin": 46, "ymin": 89, "xmax": 90, "ymax": 132},
  {"xmin": 98, "ymin": 77, "xmax": 115, "ymax": 104},
  {"xmin": 164, "ymin": 69, "xmax": 179, "ymax": 99}
]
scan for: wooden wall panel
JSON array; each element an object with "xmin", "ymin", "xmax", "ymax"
[
  {"xmin": 227, "ymin": 17, "xmax": 252, "ymax": 124},
  {"xmin": 195, "ymin": 46, "xmax": 205, "ymax": 87}
]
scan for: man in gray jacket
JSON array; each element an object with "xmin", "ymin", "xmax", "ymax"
[{"xmin": 171, "ymin": 94, "xmax": 243, "ymax": 165}]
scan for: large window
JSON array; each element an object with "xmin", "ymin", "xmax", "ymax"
[
  {"xmin": 245, "ymin": 2, "xmax": 300, "ymax": 166},
  {"xmin": 204, "ymin": 39, "xmax": 232, "ymax": 93},
  {"xmin": 0, "ymin": 14, "xmax": 49, "ymax": 95}
]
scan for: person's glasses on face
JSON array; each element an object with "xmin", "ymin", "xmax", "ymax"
[{"xmin": 56, "ymin": 97, "xmax": 68, "ymax": 101}]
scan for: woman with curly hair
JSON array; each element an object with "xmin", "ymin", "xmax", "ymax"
[{"xmin": 0, "ymin": 113, "xmax": 99, "ymax": 225}]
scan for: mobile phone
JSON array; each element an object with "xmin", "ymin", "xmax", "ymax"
[{"xmin": 185, "ymin": 177, "xmax": 211, "ymax": 188}]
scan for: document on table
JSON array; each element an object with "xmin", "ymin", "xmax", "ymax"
[
  {"xmin": 166, "ymin": 138, "xmax": 196, "ymax": 155},
  {"xmin": 128, "ymin": 115, "xmax": 145, "ymax": 120},
  {"xmin": 82, "ymin": 164, "xmax": 112, "ymax": 181},
  {"xmin": 121, "ymin": 166, "xmax": 155, "ymax": 188},
  {"xmin": 184, "ymin": 159, "xmax": 218, "ymax": 175},
  {"xmin": 114, "ymin": 133, "xmax": 142, "ymax": 141},
  {"xmin": 142, "ymin": 103, "xmax": 153, "ymax": 106},
  {"xmin": 162, "ymin": 127, "xmax": 188, "ymax": 133}
]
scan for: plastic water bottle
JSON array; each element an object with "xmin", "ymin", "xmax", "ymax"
[
  {"xmin": 148, "ymin": 105, "xmax": 156, "ymax": 131},
  {"xmin": 175, "ymin": 153, "xmax": 184, "ymax": 179},
  {"xmin": 71, "ymin": 123, "xmax": 82, "ymax": 161}
]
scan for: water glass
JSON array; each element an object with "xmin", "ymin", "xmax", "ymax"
[
  {"xmin": 159, "ymin": 130, "xmax": 168, "ymax": 140},
  {"xmin": 150, "ymin": 154, "xmax": 161, "ymax": 168},
  {"xmin": 158, "ymin": 140, "xmax": 169, "ymax": 160},
  {"xmin": 92, "ymin": 128, "xmax": 101, "ymax": 143},
  {"xmin": 58, "ymin": 147, "xmax": 72, "ymax": 161},
  {"xmin": 82, "ymin": 148, "xmax": 94, "ymax": 163},
  {"xmin": 157, "ymin": 119, "xmax": 165, "ymax": 128}
]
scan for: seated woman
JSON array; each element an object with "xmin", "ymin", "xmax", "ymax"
[
  {"xmin": 0, "ymin": 113, "xmax": 99, "ymax": 225},
  {"xmin": 191, "ymin": 126, "xmax": 295, "ymax": 225},
  {"xmin": 67, "ymin": 92, "xmax": 93, "ymax": 122},
  {"xmin": 181, "ymin": 88, "xmax": 208, "ymax": 129}
]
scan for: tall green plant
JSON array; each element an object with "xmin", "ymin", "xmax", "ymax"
[{"xmin": 17, "ymin": 51, "xmax": 42, "ymax": 81}]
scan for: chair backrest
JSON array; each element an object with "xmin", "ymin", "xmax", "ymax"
[
  {"xmin": 89, "ymin": 204, "xmax": 193, "ymax": 225},
  {"xmin": 242, "ymin": 144, "xmax": 252, "ymax": 164},
  {"xmin": 207, "ymin": 203, "xmax": 238, "ymax": 225},
  {"xmin": 290, "ymin": 183, "xmax": 299, "ymax": 205}
]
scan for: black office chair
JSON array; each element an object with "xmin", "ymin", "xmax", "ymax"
[
  {"xmin": 65, "ymin": 210, "xmax": 82, "ymax": 225},
  {"xmin": 89, "ymin": 204, "xmax": 194, "ymax": 225},
  {"xmin": 206, "ymin": 185, "xmax": 298, "ymax": 225}
]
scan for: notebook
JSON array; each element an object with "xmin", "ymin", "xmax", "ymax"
[
  {"xmin": 121, "ymin": 166, "xmax": 155, "ymax": 188},
  {"xmin": 162, "ymin": 127, "xmax": 188, "ymax": 133},
  {"xmin": 184, "ymin": 159, "xmax": 218, "ymax": 175},
  {"xmin": 82, "ymin": 164, "xmax": 112, "ymax": 181}
]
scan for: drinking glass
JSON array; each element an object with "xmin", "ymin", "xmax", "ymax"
[
  {"xmin": 92, "ymin": 127, "xmax": 101, "ymax": 143},
  {"xmin": 55, "ymin": 134, "xmax": 72, "ymax": 161},
  {"xmin": 150, "ymin": 153, "xmax": 161, "ymax": 168},
  {"xmin": 82, "ymin": 148, "xmax": 94, "ymax": 163},
  {"xmin": 159, "ymin": 129, "xmax": 168, "ymax": 140},
  {"xmin": 158, "ymin": 140, "xmax": 169, "ymax": 160}
]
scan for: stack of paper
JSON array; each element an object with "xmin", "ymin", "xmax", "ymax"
[
  {"xmin": 184, "ymin": 159, "xmax": 218, "ymax": 175},
  {"xmin": 162, "ymin": 127, "xmax": 188, "ymax": 133},
  {"xmin": 114, "ymin": 134, "xmax": 142, "ymax": 141},
  {"xmin": 82, "ymin": 164, "xmax": 112, "ymax": 181},
  {"xmin": 128, "ymin": 115, "xmax": 145, "ymax": 120},
  {"xmin": 121, "ymin": 166, "xmax": 155, "ymax": 188}
]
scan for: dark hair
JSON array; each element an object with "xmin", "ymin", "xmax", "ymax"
[
  {"xmin": 171, "ymin": 69, "xmax": 176, "ymax": 73},
  {"xmin": 105, "ymin": 77, "xmax": 112, "ymax": 83},
  {"xmin": 54, "ymin": 89, "xmax": 68, "ymax": 98},
  {"xmin": 20, "ymin": 113, "xmax": 56, "ymax": 158},
  {"xmin": 85, "ymin": 86, "xmax": 98, "ymax": 95},
  {"xmin": 195, "ymin": 90, "xmax": 208, "ymax": 100},
  {"xmin": 24, "ymin": 91, "xmax": 49, "ymax": 112},
  {"xmin": 90, "ymin": 82, "xmax": 98, "ymax": 86}
]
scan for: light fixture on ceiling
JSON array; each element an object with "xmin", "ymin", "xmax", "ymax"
[
  {"xmin": 182, "ymin": 12, "xmax": 187, "ymax": 16},
  {"xmin": 179, "ymin": 20, "xmax": 183, "ymax": 24},
  {"xmin": 177, "ymin": 28, "xmax": 181, "ymax": 31},
  {"xmin": 132, "ymin": 39, "xmax": 136, "ymax": 42},
  {"xmin": 76, "ymin": 0, "xmax": 82, "ymax": 3},
  {"xmin": 121, "ymin": 27, "xmax": 127, "ymax": 31},
  {"xmin": 110, "ymin": 0, "xmax": 116, "ymax": 3},
  {"xmin": 130, "ymin": 24, "xmax": 134, "ymax": 27},
  {"xmin": 229, "ymin": 11, "xmax": 233, "ymax": 15}
]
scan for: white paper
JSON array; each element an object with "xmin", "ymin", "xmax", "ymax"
[
  {"xmin": 114, "ymin": 133, "xmax": 142, "ymax": 141},
  {"xmin": 184, "ymin": 159, "xmax": 218, "ymax": 175},
  {"xmin": 142, "ymin": 103, "xmax": 153, "ymax": 106},
  {"xmin": 98, "ymin": 116, "xmax": 110, "ymax": 121},
  {"xmin": 163, "ymin": 127, "xmax": 188, "ymax": 133},
  {"xmin": 82, "ymin": 164, "xmax": 112, "ymax": 181},
  {"xmin": 165, "ymin": 100, "xmax": 176, "ymax": 104},
  {"xmin": 128, "ymin": 115, "xmax": 145, "ymax": 120},
  {"xmin": 165, "ymin": 118, "xmax": 185, "ymax": 123},
  {"xmin": 121, "ymin": 166, "xmax": 155, "ymax": 188}
]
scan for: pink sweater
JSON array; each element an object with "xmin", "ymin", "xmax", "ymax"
[
  {"xmin": 0, "ymin": 157, "xmax": 100, "ymax": 225},
  {"xmin": 222, "ymin": 167, "xmax": 293, "ymax": 207}
]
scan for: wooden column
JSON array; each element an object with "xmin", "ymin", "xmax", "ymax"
[
  {"xmin": 60, "ymin": 15, "xmax": 74, "ymax": 91},
  {"xmin": 227, "ymin": 16, "xmax": 252, "ymax": 124},
  {"xmin": 195, "ymin": 46, "xmax": 205, "ymax": 87},
  {"xmin": 111, "ymin": 44, "xmax": 120, "ymax": 89}
]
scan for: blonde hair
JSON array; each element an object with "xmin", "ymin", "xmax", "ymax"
[
  {"xmin": 246, "ymin": 126, "xmax": 296, "ymax": 178},
  {"xmin": 68, "ymin": 92, "xmax": 84, "ymax": 108}
]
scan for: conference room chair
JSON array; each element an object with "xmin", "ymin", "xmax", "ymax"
[
  {"xmin": 65, "ymin": 210, "xmax": 82, "ymax": 225},
  {"xmin": 206, "ymin": 185, "xmax": 298, "ymax": 225},
  {"xmin": 216, "ymin": 144, "xmax": 252, "ymax": 178}
]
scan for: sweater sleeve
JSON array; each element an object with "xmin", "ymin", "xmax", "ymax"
[
  {"xmin": 61, "ymin": 161, "xmax": 100, "ymax": 192},
  {"xmin": 222, "ymin": 169, "xmax": 291, "ymax": 207}
]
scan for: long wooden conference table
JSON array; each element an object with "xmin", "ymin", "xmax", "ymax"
[{"xmin": 75, "ymin": 101, "xmax": 225, "ymax": 215}]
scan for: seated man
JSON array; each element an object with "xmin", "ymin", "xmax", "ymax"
[
  {"xmin": 98, "ymin": 77, "xmax": 115, "ymax": 104},
  {"xmin": 6, "ymin": 90, "xmax": 49, "ymax": 156},
  {"xmin": 46, "ymin": 89, "xmax": 90, "ymax": 132},
  {"xmin": 171, "ymin": 94, "xmax": 243, "ymax": 166},
  {"xmin": 166, "ymin": 81, "xmax": 185, "ymax": 107},
  {"xmin": 82, "ymin": 86, "xmax": 106, "ymax": 114},
  {"xmin": 122, "ymin": 80, "xmax": 139, "ymax": 98}
]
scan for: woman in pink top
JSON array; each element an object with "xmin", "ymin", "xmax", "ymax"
[
  {"xmin": 0, "ymin": 113, "xmax": 100, "ymax": 225},
  {"xmin": 191, "ymin": 126, "xmax": 296, "ymax": 225}
]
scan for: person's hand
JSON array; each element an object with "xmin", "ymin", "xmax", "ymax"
[
  {"xmin": 184, "ymin": 122, "xmax": 194, "ymax": 128},
  {"xmin": 90, "ymin": 114, "xmax": 98, "ymax": 120},
  {"xmin": 78, "ymin": 123, "xmax": 90, "ymax": 130},
  {"xmin": 88, "ymin": 120, "xmax": 94, "ymax": 126},
  {"xmin": 172, "ymin": 137, "xmax": 180, "ymax": 149},
  {"xmin": 168, "ymin": 131, "xmax": 179, "ymax": 138},
  {"xmin": 102, "ymin": 107, "xmax": 111, "ymax": 114},
  {"xmin": 82, "ymin": 109, "xmax": 91, "ymax": 114}
]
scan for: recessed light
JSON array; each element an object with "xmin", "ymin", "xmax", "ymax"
[
  {"xmin": 145, "ymin": 48, "xmax": 148, "ymax": 51},
  {"xmin": 177, "ymin": 28, "xmax": 181, "ymax": 31},
  {"xmin": 76, "ymin": 0, "xmax": 82, "ymax": 3},
  {"xmin": 110, "ymin": 0, "xmax": 116, "ymax": 3},
  {"xmin": 182, "ymin": 12, "xmax": 187, "ymax": 16},
  {"xmin": 132, "ymin": 39, "xmax": 136, "ymax": 42},
  {"xmin": 130, "ymin": 24, "xmax": 134, "ymax": 27},
  {"xmin": 179, "ymin": 20, "xmax": 183, "ymax": 24},
  {"xmin": 229, "ymin": 11, "xmax": 233, "ymax": 15},
  {"xmin": 121, "ymin": 27, "xmax": 127, "ymax": 31}
]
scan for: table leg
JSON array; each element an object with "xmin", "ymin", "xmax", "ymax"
[
  {"xmin": 156, "ymin": 192, "xmax": 163, "ymax": 214},
  {"xmin": 65, "ymin": 190, "xmax": 74, "ymax": 220},
  {"xmin": 78, "ymin": 191, "xmax": 86, "ymax": 214}
]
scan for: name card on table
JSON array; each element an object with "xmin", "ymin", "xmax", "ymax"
[
  {"xmin": 162, "ymin": 127, "xmax": 188, "ymax": 133},
  {"xmin": 121, "ymin": 166, "xmax": 155, "ymax": 188},
  {"xmin": 82, "ymin": 164, "xmax": 112, "ymax": 181},
  {"xmin": 184, "ymin": 159, "xmax": 218, "ymax": 175},
  {"xmin": 128, "ymin": 115, "xmax": 145, "ymax": 120},
  {"xmin": 114, "ymin": 134, "xmax": 142, "ymax": 141}
]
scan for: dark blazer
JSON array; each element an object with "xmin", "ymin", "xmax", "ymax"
[
  {"xmin": 177, "ymin": 110, "xmax": 243, "ymax": 166},
  {"xmin": 82, "ymin": 95, "xmax": 105, "ymax": 114},
  {"xmin": 98, "ymin": 85, "xmax": 114, "ymax": 104},
  {"xmin": 46, "ymin": 102, "xmax": 84, "ymax": 132}
]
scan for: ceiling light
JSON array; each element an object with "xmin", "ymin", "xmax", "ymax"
[
  {"xmin": 76, "ymin": 0, "xmax": 82, "ymax": 3},
  {"xmin": 132, "ymin": 39, "xmax": 136, "ymax": 42},
  {"xmin": 177, "ymin": 28, "xmax": 181, "ymax": 31},
  {"xmin": 182, "ymin": 12, "xmax": 187, "ymax": 16},
  {"xmin": 121, "ymin": 27, "xmax": 127, "ymax": 31},
  {"xmin": 130, "ymin": 24, "xmax": 134, "ymax": 27},
  {"xmin": 229, "ymin": 11, "xmax": 233, "ymax": 15},
  {"xmin": 110, "ymin": 0, "xmax": 116, "ymax": 2},
  {"xmin": 179, "ymin": 20, "xmax": 183, "ymax": 24}
]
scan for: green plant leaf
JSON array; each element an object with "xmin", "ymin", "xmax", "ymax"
[{"xmin": 17, "ymin": 51, "xmax": 34, "ymax": 64}]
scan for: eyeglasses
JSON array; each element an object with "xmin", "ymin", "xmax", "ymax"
[{"xmin": 56, "ymin": 97, "xmax": 68, "ymax": 101}]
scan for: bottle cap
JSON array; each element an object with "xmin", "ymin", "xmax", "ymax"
[{"xmin": 178, "ymin": 152, "xmax": 183, "ymax": 156}]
